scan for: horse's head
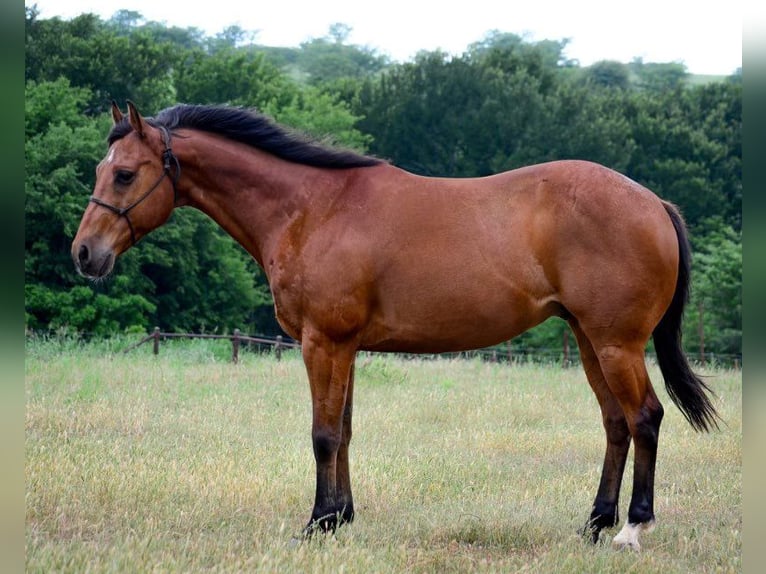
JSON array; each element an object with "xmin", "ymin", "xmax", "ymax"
[{"xmin": 71, "ymin": 101, "xmax": 179, "ymax": 279}]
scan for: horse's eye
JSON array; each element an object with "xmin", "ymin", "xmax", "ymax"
[{"xmin": 114, "ymin": 170, "xmax": 135, "ymax": 186}]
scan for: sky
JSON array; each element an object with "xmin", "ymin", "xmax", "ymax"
[{"xmin": 27, "ymin": 0, "xmax": 743, "ymax": 75}]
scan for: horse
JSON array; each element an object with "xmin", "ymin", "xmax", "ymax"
[{"xmin": 71, "ymin": 101, "xmax": 718, "ymax": 551}]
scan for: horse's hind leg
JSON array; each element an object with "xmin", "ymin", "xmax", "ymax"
[
  {"xmin": 569, "ymin": 320, "xmax": 631, "ymax": 543},
  {"xmin": 593, "ymin": 339, "xmax": 665, "ymax": 551}
]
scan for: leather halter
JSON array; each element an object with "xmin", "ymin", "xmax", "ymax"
[{"xmin": 89, "ymin": 126, "xmax": 180, "ymax": 246}]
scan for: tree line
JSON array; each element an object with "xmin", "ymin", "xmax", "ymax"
[{"xmin": 24, "ymin": 7, "xmax": 741, "ymax": 359}]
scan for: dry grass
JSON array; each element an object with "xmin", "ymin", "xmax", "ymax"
[{"xmin": 26, "ymin": 339, "xmax": 741, "ymax": 572}]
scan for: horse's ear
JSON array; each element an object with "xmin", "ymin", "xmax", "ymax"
[
  {"xmin": 126, "ymin": 100, "xmax": 147, "ymax": 138},
  {"xmin": 111, "ymin": 101, "xmax": 124, "ymax": 124}
]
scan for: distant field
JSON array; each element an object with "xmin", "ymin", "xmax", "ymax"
[
  {"xmin": 686, "ymin": 73, "xmax": 730, "ymax": 86},
  {"xmin": 25, "ymin": 338, "xmax": 741, "ymax": 573}
]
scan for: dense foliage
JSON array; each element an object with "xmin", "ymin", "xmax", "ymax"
[{"xmin": 24, "ymin": 7, "xmax": 741, "ymax": 359}]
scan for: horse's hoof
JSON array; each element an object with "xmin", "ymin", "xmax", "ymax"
[
  {"xmin": 611, "ymin": 537, "xmax": 641, "ymax": 552},
  {"xmin": 302, "ymin": 508, "xmax": 355, "ymax": 539},
  {"xmin": 611, "ymin": 520, "xmax": 655, "ymax": 552},
  {"xmin": 580, "ymin": 525, "xmax": 600, "ymax": 544},
  {"xmin": 302, "ymin": 515, "xmax": 337, "ymax": 539}
]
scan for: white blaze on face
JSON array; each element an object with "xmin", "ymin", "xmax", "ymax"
[{"xmin": 105, "ymin": 148, "xmax": 116, "ymax": 165}]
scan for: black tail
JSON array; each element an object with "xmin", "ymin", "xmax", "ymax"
[{"xmin": 652, "ymin": 202, "xmax": 720, "ymax": 432}]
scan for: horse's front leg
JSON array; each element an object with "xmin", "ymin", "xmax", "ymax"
[
  {"xmin": 336, "ymin": 362, "xmax": 356, "ymax": 524},
  {"xmin": 300, "ymin": 330, "xmax": 357, "ymax": 536}
]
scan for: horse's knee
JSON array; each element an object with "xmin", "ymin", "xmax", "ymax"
[
  {"xmin": 312, "ymin": 429, "xmax": 341, "ymax": 463},
  {"xmin": 603, "ymin": 412, "xmax": 630, "ymax": 445}
]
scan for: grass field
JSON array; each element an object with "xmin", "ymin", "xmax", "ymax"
[{"xmin": 25, "ymin": 338, "xmax": 741, "ymax": 573}]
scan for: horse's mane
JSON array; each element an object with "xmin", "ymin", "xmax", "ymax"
[{"xmin": 108, "ymin": 104, "xmax": 384, "ymax": 169}]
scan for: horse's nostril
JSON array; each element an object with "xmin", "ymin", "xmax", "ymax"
[{"xmin": 78, "ymin": 244, "xmax": 89, "ymax": 266}]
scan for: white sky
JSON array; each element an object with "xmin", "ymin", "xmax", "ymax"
[{"xmin": 27, "ymin": 0, "xmax": 742, "ymax": 75}]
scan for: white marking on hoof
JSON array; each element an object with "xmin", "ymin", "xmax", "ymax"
[{"xmin": 611, "ymin": 520, "xmax": 656, "ymax": 551}]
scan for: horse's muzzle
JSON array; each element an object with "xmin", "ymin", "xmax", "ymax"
[{"xmin": 72, "ymin": 239, "xmax": 115, "ymax": 279}]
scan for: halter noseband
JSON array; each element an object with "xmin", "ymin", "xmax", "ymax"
[{"xmin": 89, "ymin": 126, "xmax": 180, "ymax": 246}]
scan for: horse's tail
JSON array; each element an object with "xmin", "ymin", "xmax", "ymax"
[{"xmin": 652, "ymin": 202, "xmax": 719, "ymax": 432}]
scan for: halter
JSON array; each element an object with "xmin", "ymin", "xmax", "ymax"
[{"xmin": 89, "ymin": 126, "xmax": 180, "ymax": 246}]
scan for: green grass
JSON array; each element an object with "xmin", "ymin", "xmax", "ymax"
[{"xmin": 26, "ymin": 339, "xmax": 741, "ymax": 572}]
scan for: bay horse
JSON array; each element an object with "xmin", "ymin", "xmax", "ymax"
[{"xmin": 71, "ymin": 101, "xmax": 718, "ymax": 551}]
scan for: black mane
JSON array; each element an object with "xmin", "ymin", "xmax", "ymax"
[{"xmin": 108, "ymin": 104, "xmax": 384, "ymax": 169}]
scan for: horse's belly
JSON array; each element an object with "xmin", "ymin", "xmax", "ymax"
[{"xmin": 359, "ymin": 283, "xmax": 556, "ymax": 353}]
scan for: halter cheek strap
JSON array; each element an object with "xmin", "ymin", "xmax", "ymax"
[{"xmin": 88, "ymin": 126, "xmax": 180, "ymax": 246}]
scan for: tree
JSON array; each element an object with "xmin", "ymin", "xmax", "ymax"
[
  {"xmin": 685, "ymin": 78, "xmax": 742, "ymax": 230},
  {"xmin": 623, "ymin": 84, "xmax": 739, "ymax": 231},
  {"xmin": 356, "ymin": 38, "xmax": 632, "ymax": 176},
  {"xmin": 264, "ymin": 87, "xmax": 373, "ymax": 152},
  {"xmin": 108, "ymin": 9, "xmax": 144, "ymax": 31},
  {"xmin": 173, "ymin": 46, "xmax": 289, "ymax": 108},
  {"xmin": 212, "ymin": 25, "xmax": 257, "ymax": 49},
  {"xmin": 24, "ymin": 78, "xmax": 156, "ymax": 334},
  {"xmin": 629, "ymin": 59, "xmax": 688, "ymax": 91},
  {"xmin": 25, "ymin": 8, "xmax": 179, "ymax": 114},
  {"xmin": 295, "ymin": 26, "xmax": 390, "ymax": 85},
  {"xmin": 684, "ymin": 219, "xmax": 741, "ymax": 360},
  {"xmin": 328, "ymin": 23, "xmax": 352, "ymax": 44},
  {"xmin": 582, "ymin": 60, "xmax": 630, "ymax": 90},
  {"xmin": 358, "ymin": 51, "xmax": 505, "ymax": 175},
  {"xmin": 128, "ymin": 209, "xmax": 270, "ymax": 333}
]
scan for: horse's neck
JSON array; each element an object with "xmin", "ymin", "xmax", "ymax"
[{"xmin": 176, "ymin": 133, "xmax": 336, "ymax": 267}]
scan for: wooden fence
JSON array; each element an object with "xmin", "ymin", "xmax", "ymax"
[
  {"xmin": 122, "ymin": 327, "xmax": 301, "ymax": 363},
  {"xmin": 123, "ymin": 327, "xmax": 580, "ymax": 365},
  {"xmin": 120, "ymin": 327, "xmax": 741, "ymax": 369},
  {"xmin": 120, "ymin": 328, "xmax": 577, "ymax": 365}
]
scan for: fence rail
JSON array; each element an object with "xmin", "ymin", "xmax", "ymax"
[
  {"xmin": 120, "ymin": 327, "xmax": 741, "ymax": 369},
  {"xmin": 123, "ymin": 327, "xmax": 301, "ymax": 363}
]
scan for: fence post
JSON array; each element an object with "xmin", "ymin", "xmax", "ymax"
[
  {"xmin": 562, "ymin": 329, "xmax": 570, "ymax": 368},
  {"xmin": 153, "ymin": 326, "xmax": 160, "ymax": 355},
  {"xmin": 275, "ymin": 335, "xmax": 283, "ymax": 361},
  {"xmin": 232, "ymin": 328, "xmax": 240, "ymax": 364}
]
